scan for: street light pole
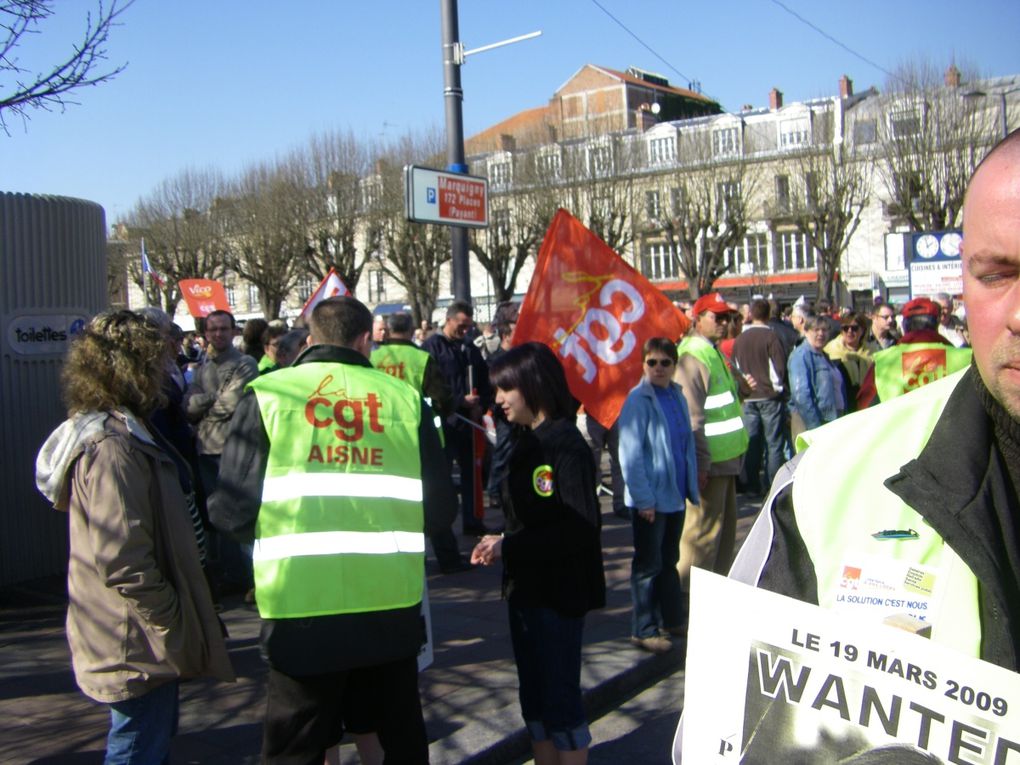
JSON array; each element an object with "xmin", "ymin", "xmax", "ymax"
[{"xmin": 440, "ymin": 0, "xmax": 471, "ymax": 303}]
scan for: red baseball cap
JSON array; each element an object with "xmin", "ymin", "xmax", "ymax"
[
  {"xmin": 901, "ymin": 297, "xmax": 940, "ymax": 319},
  {"xmin": 692, "ymin": 292, "xmax": 735, "ymax": 317}
]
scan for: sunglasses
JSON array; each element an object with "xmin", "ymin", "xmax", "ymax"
[
  {"xmin": 645, "ymin": 358, "xmax": 674, "ymax": 368},
  {"xmin": 841, "ymin": 326, "xmax": 861, "ymax": 333}
]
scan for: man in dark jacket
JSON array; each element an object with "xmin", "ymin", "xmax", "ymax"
[
  {"xmin": 210, "ymin": 296, "xmax": 456, "ymax": 762},
  {"xmin": 735, "ymin": 128, "xmax": 1020, "ymax": 674},
  {"xmin": 423, "ymin": 299, "xmax": 494, "ymax": 535}
]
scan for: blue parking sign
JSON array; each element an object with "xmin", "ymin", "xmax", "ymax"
[{"xmin": 426, "ymin": 187, "xmax": 436, "ymax": 204}]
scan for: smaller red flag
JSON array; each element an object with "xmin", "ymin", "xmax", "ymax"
[
  {"xmin": 178, "ymin": 279, "xmax": 231, "ymax": 317},
  {"xmin": 299, "ymin": 268, "xmax": 351, "ymax": 323}
]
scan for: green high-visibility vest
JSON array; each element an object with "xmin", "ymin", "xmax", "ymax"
[
  {"xmin": 677, "ymin": 335, "xmax": 749, "ymax": 462},
  {"xmin": 371, "ymin": 343, "xmax": 430, "ymax": 396},
  {"xmin": 873, "ymin": 343, "xmax": 972, "ymax": 402},
  {"xmin": 792, "ymin": 369, "xmax": 981, "ymax": 657},
  {"xmin": 248, "ymin": 362, "xmax": 425, "ymax": 619}
]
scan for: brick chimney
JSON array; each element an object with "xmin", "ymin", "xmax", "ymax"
[
  {"xmin": 769, "ymin": 87, "xmax": 783, "ymax": 110},
  {"xmin": 839, "ymin": 75, "xmax": 853, "ymax": 98},
  {"xmin": 944, "ymin": 64, "xmax": 961, "ymax": 88},
  {"xmin": 499, "ymin": 134, "xmax": 516, "ymax": 152}
]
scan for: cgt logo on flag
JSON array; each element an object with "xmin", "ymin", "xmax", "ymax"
[
  {"xmin": 901, "ymin": 348, "xmax": 948, "ymax": 393},
  {"xmin": 299, "ymin": 268, "xmax": 351, "ymax": 323},
  {"xmin": 513, "ymin": 209, "xmax": 689, "ymax": 429}
]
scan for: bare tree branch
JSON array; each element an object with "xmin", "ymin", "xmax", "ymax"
[{"xmin": 0, "ymin": 0, "xmax": 133, "ymax": 131}]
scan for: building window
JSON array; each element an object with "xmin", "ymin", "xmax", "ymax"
[
  {"xmin": 777, "ymin": 231, "xmax": 817, "ymax": 271},
  {"xmin": 587, "ymin": 142, "xmax": 613, "ymax": 177},
  {"xmin": 726, "ymin": 233, "xmax": 769, "ymax": 272},
  {"xmin": 648, "ymin": 136, "xmax": 676, "ymax": 166},
  {"xmin": 670, "ymin": 186, "xmax": 686, "ymax": 217},
  {"xmin": 645, "ymin": 190, "xmax": 661, "ymax": 221},
  {"xmin": 248, "ymin": 284, "xmax": 260, "ymax": 311},
  {"xmin": 297, "ymin": 277, "xmax": 314, "ymax": 302},
  {"xmin": 535, "ymin": 149, "xmax": 561, "ymax": 180},
  {"xmin": 367, "ymin": 269, "xmax": 386, "ymax": 303},
  {"xmin": 853, "ymin": 119, "xmax": 877, "ymax": 145},
  {"xmin": 716, "ymin": 181, "xmax": 740, "ymax": 219},
  {"xmin": 225, "ymin": 283, "xmax": 236, "ymax": 308},
  {"xmin": 805, "ymin": 172, "xmax": 819, "ymax": 209},
  {"xmin": 489, "ymin": 160, "xmax": 512, "ymax": 189},
  {"xmin": 712, "ymin": 126, "xmax": 740, "ymax": 158},
  {"xmin": 779, "ymin": 117, "xmax": 810, "ymax": 149},
  {"xmin": 889, "ymin": 109, "xmax": 922, "ymax": 139},
  {"xmin": 359, "ymin": 177, "xmax": 382, "ymax": 211},
  {"xmin": 492, "ymin": 207, "xmax": 511, "ymax": 245},
  {"xmin": 775, "ymin": 175, "xmax": 790, "ymax": 213},
  {"xmin": 642, "ymin": 243, "xmax": 680, "ymax": 280}
]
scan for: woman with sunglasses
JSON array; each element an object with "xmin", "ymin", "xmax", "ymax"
[
  {"xmin": 823, "ymin": 312, "xmax": 873, "ymax": 413},
  {"xmin": 471, "ymin": 342, "xmax": 605, "ymax": 765},
  {"xmin": 617, "ymin": 337, "xmax": 699, "ymax": 654}
]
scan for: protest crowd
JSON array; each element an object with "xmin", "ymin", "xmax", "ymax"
[{"xmin": 31, "ymin": 128, "xmax": 1020, "ymax": 764}]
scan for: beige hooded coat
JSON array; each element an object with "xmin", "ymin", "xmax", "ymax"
[{"xmin": 36, "ymin": 411, "xmax": 234, "ymax": 703}]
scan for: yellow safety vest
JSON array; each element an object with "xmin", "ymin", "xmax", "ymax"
[
  {"xmin": 677, "ymin": 335, "xmax": 749, "ymax": 462},
  {"xmin": 248, "ymin": 362, "xmax": 425, "ymax": 619},
  {"xmin": 792, "ymin": 369, "xmax": 981, "ymax": 657},
  {"xmin": 873, "ymin": 343, "xmax": 972, "ymax": 402}
]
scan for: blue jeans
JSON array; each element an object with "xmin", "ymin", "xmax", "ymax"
[
  {"xmin": 630, "ymin": 510, "xmax": 684, "ymax": 638},
  {"xmin": 741, "ymin": 398, "xmax": 788, "ymax": 492},
  {"xmin": 106, "ymin": 680, "xmax": 179, "ymax": 765},
  {"xmin": 508, "ymin": 603, "xmax": 591, "ymax": 751}
]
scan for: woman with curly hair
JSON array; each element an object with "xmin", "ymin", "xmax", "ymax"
[{"xmin": 35, "ymin": 310, "xmax": 234, "ymax": 765}]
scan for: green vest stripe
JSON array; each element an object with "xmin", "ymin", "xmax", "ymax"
[
  {"xmin": 677, "ymin": 335, "xmax": 749, "ymax": 462},
  {"xmin": 253, "ymin": 530, "xmax": 425, "ymax": 561},
  {"xmin": 873, "ymin": 343, "xmax": 972, "ymax": 402},
  {"xmin": 262, "ymin": 473, "xmax": 422, "ymax": 502},
  {"xmin": 249, "ymin": 363, "xmax": 425, "ymax": 619},
  {"xmin": 792, "ymin": 369, "xmax": 981, "ymax": 657}
]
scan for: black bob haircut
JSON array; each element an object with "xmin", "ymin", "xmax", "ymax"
[{"xmin": 488, "ymin": 342, "xmax": 578, "ymax": 421}]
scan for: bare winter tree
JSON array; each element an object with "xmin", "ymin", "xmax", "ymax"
[
  {"xmin": 371, "ymin": 131, "xmax": 451, "ymax": 325},
  {"xmin": 788, "ymin": 142, "xmax": 873, "ymax": 302},
  {"xmin": 0, "ymin": 0, "xmax": 134, "ymax": 131},
  {"xmin": 645, "ymin": 130, "xmax": 758, "ymax": 298},
  {"xmin": 469, "ymin": 148, "xmax": 560, "ymax": 303},
  {"xmin": 561, "ymin": 135, "xmax": 637, "ymax": 254},
  {"xmin": 297, "ymin": 128, "xmax": 374, "ymax": 291},
  {"xmin": 879, "ymin": 59, "xmax": 1000, "ymax": 231},
  {"xmin": 220, "ymin": 161, "xmax": 312, "ymax": 320},
  {"xmin": 124, "ymin": 168, "xmax": 228, "ymax": 315}
]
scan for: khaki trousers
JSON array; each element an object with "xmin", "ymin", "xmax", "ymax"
[{"xmin": 678, "ymin": 475, "xmax": 737, "ymax": 591}]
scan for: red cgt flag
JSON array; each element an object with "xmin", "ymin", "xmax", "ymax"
[
  {"xmin": 178, "ymin": 279, "xmax": 231, "ymax": 318},
  {"xmin": 513, "ymin": 209, "xmax": 690, "ymax": 429}
]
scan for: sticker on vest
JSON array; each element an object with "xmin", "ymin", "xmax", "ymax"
[
  {"xmin": 532, "ymin": 465, "xmax": 554, "ymax": 498},
  {"xmin": 829, "ymin": 556, "xmax": 941, "ymax": 638}
]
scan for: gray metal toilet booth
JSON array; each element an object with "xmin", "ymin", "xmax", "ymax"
[{"xmin": 1, "ymin": 193, "xmax": 107, "ymax": 586}]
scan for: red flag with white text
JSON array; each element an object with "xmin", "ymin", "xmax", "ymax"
[
  {"xmin": 513, "ymin": 209, "xmax": 690, "ymax": 429},
  {"xmin": 298, "ymin": 268, "xmax": 351, "ymax": 323},
  {"xmin": 178, "ymin": 279, "xmax": 231, "ymax": 317}
]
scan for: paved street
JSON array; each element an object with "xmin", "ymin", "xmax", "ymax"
[{"xmin": 0, "ymin": 492, "xmax": 762, "ymax": 765}]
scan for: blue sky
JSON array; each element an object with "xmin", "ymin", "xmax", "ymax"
[{"xmin": 4, "ymin": 0, "xmax": 1019, "ymax": 226}]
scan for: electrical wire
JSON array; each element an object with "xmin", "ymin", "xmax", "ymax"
[
  {"xmin": 586, "ymin": 0, "xmax": 695, "ymax": 88},
  {"xmin": 765, "ymin": 0, "xmax": 896, "ymax": 82}
]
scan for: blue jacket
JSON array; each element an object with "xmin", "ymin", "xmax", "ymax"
[
  {"xmin": 618, "ymin": 379, "xmax": 699, "ymax": 513},
  {"xmin": 788, "ymin": 343, "xmax": 844, "ymax": 430}
]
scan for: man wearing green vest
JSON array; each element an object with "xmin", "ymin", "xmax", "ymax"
[
  {"xmin": 727, "ymin": 128, "xmax": 1020, "ymax": 676},
  {"xmin": 209, "ymin": 296, "xmax": 456, "ymax": 763},
  {"xmin": 674, "ymin": 293, "xmax": 750, "ymax": 623},
  {"xmin": 856, "ymin": 297, "xmax": 973, "ymax": 408},
  {"xmin": 372, "ymin": 312, "xmax": 470, "ymax": 574}
]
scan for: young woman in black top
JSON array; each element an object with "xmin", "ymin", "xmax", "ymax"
[{"xmin": 471, "ymin": 342, "xmax": 605, "ymax": 765}]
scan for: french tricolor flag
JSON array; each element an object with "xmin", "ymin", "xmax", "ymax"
[{"xmin": 140, "ymin": 239, "xmax": 165, "ymax": 288}]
